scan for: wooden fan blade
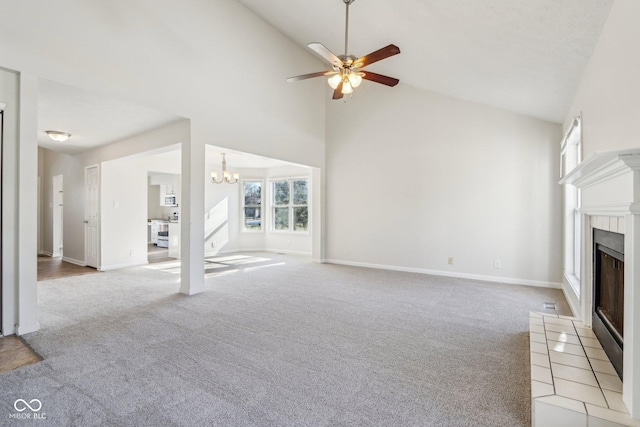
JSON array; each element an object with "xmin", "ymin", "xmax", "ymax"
[
  {"xmin": 332, "ymin": 81, "xmax": 344, "ymax": 100},
  {"xmin": 308, "ymin": 43, "xmax": 343, "ymax": 67},
  {"xmin": 287, "ymin": 70, "xmax": 336, "ymax": 82},
  {"xmin": 362, "ymin": 71, "xmax": 399, "ymax": 87},
  {"xmin": 355, "ymin": 44, "xmax": 401, "ymax": 68}
]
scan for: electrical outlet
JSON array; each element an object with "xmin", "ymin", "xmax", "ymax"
[
  {"xmin": 211, "ymin": 242, "xmax": 216, "ymax": 248},
  {"xmin": 448, "ymin": 257, "xmax": 454, "ymax": 265},
  {"xmin": 494, "ymin": 260, "xmax": 501, "ymax": 269}
]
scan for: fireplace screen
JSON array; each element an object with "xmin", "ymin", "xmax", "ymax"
[
  {"xmin": 595, "ymin": 248, "xmax": 624, "ymax": 343},
  {"xmin": 593, "ymin": 228, "xmax": 624, "ymax": 379}
]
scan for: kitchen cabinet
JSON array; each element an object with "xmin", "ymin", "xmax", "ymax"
[
  {"xmin": 160, "ymin": 184, "xmax": 178, "ymax": 207},
  {"xmin": 168, "ymin": 222, "xmax": 180, "ymax": 259}
]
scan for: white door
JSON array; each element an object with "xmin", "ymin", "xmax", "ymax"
[
  {"xmin": 85, "ymin": 165, "xmax": 99, "ymax": 268},
  {"xmin": 52, "ymin": 174, "xmax": 64, "ymax": 257}
]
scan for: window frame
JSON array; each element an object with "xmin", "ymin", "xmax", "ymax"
[
  {"xmin": 269, "ymin": 177, "xmax": 310, "ymax": 234},
  {"xmin": 240, "ymin": 179, "xmax": 264, "ymax": 233},
  {"xmin": 560, "ymin": 116, "xmax": 582, "ymax": 297}
]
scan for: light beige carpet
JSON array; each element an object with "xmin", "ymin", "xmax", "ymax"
[{"xmin": 0, "ymin": 253, "xmax": 570, "ymax": 426}]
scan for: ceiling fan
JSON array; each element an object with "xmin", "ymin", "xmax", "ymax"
[{"xmin": 287, "ymin": 0, "xmax": 401, "ymax": 100}]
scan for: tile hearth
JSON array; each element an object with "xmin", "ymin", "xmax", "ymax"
[{"xmin": 530, "ymin": 312, "xmax": 640, "ymax": 427}]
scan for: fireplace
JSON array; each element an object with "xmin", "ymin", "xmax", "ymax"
[{"xmin": 593, "ymin": 228, "xmax": 624, "ymax": 379}]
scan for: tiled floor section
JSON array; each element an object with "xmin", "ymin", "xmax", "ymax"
[{"xmin": 530, "ymin": 312, "xmax": 640, "ymax": 427}]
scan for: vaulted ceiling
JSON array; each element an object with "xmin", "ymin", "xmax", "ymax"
[{"xmin": 237, "ymin": 0, "xmax": 614, "ymax": 123}]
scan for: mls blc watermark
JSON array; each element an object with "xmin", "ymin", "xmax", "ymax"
[{"xmin": 9, "ymin": 399, "xmax": 47, "ymax": 420}]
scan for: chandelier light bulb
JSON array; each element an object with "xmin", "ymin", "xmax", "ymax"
[{"xmin": 341, "ymin": 81, "xmax": 353, "ymax": 94}]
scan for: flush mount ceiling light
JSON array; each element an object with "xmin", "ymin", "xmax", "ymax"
[
  {"xmin": 211, "ymin": 153, "xmax": 239, "ymax": 184},
  {"xmin": 287, "ymin": 0, "xmax": 401, "ymax": 100},
  {"xmin": 45, "ymin": 130, "xmax": 71, "ymax": 142}
]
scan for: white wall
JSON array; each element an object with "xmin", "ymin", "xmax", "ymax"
[
  {"xmin": 101, "ymin": 158, "xmax": 149, "ymax": 269},
  {"xmin": 1, "ymin": 67, "xmax": 20, "ymax": 335},
  {"xmin": 326, "ymin": 83, "xmax": 562, "ymax": 286},
  {"xmin": 563, "ymin": 0, "xmax": 640, "ymax": 157}
]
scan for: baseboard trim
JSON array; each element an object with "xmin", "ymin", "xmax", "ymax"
[
  {"xmin": 62, "ymin": 256, "xmax": 86, "ymax": 267},
  {"xmin": 325, "ymin": 259, "xmax": 562, "ymax": 289},
  {"xmin": 39, "ymin": 250, "xmax": 54, "ymax": 257}
]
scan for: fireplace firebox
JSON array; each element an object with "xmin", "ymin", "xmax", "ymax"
[{"xmin": 593, "ymin": 228, "xmax": 624, "ymax": 379}]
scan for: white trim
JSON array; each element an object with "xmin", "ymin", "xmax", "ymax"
[
  {"xmin": 561, "ymin": 274, "xmax": 581, "ymax": 317},
  {"xmin": 62, "ymin": 256, "xmax": 87, "ymax": 267},
  {"xmin": 325, "ymin": 259, "xmax": 562, "ymax": 289},
  {"xmin": 39, "ymin": 250, "xmax": 54, "ymax": 257},
  {"xmin": 560, "ymin": 148, "xmax": 640, "ymax": 187}
]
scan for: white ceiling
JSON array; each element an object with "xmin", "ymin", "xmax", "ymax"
[
  {"xmin": 236, "ymin": 0, "xmax": 613, "ymax": 123},
  {"xmin": 36, "ymin": 0, "xmax": 614, "ymax": 160},
  {"xmin": 38, "ymin": 79, "xmax": 182, "ymax": 156}
]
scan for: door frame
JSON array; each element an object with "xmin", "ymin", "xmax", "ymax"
[
  {"xmin": 0, "ymin": 103, "xmax": 5, "ymax": 335},
  {"xmin": 85, "ymin": 164, "xmax": 100, "ymax": 269}
]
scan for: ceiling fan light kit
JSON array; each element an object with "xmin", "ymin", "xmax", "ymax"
[{"xmin": 287, "ymin": 0, "xmax": 401, "ymax": 100}]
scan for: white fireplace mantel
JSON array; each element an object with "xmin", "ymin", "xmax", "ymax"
[{"xmin": 559, "ymin": 148, "xmax": 640, "ymax": 419}]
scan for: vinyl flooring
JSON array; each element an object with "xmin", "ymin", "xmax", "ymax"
[
  {"xmin": 37, "ymin": 255, "xmax": 98, "ymax": 281},
  {"xmin": 0, "ymin": 335, "xmax": 42, "ymax": 374}
]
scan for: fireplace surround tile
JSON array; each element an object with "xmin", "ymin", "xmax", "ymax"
[
  {"xmin": 549, "ymin": 350, "xmax": 591, "ymax": 370},
  {"xmin": 551, "ymin": 362, "xmax": 599, "ymax": 387},
  {"xmin": 581, "ymin": 336, "xmax": 604, "ymax": 349},
  {"xmin": 545, "ymin": 317, "xmax": 574, "ymax": 326},
  {"xmin": 531, "ymin": 351, "xmax": 551, "ymax": 369},
  {"xmin": 546, "ymin": 323, "xmax": 578, "ymax": 335},
  {"xmin": 548, "ymin": 340, "xmax": 587, "ymax": 356},
  {"xmin": 530, "ymin": 311, "xmax": 639, "ymax": 426},
  {"xmin": 586, "ymin": 347, "xmax": 613, "ymax": 361},
  {"xmin": 530, "ymin": 332, "xmax": 547, "ymax": 344},
  {"xmin": 604, "ymin": 390, "xmax": 629, "ymax": 414},
  {"xmin": 591, "ymin": 359, "xmax": 620, "ymax": 376},
  {"xmin": 596, "ymin": 371, "xmax": 624, "ymax": 394},
  {"xmin": 546, "ymin": 330, "xmax": 582, "ymax": 345},
  {"xmin": 531, "ymin": 341, "xmax": 549, "ymax": 355}
]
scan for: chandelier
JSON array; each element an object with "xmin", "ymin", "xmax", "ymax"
[{"xmin": 210, "ymin": 153, "xmax": 239, "ymax": 184}]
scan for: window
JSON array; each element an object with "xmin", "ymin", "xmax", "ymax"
[
  {"xmin": 242, "ymin": 180, "xmax": 262, "ymax": 231},
  {"xmin": 272, "ymin": 178, "xmax": 309, "ymax": 232},
  {"xmin": 560, "ymin": 116, "xmax": 582, "ymax": 296}
]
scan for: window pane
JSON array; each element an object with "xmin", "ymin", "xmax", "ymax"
[
  {"xmin": 293, "ymin": 207, "xmax": 308, "ymax": 231},
  {"xmin": 244, "ymin": 182, "xmax": 261, "ymax": 206},
  {"xmin": 273, "ymin": 181, "xmax": 289, "ymax": 205},
  {"xmin": 244, "ymin": 207, "xmax": 261, "ymax": 230},
  {"xmin": 293, "ymin": 180, "xmax": 308, "ymax": 205},
  {"xmin": 274, "ymin": 207, "xmax": 289, "ymax": 230}
]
